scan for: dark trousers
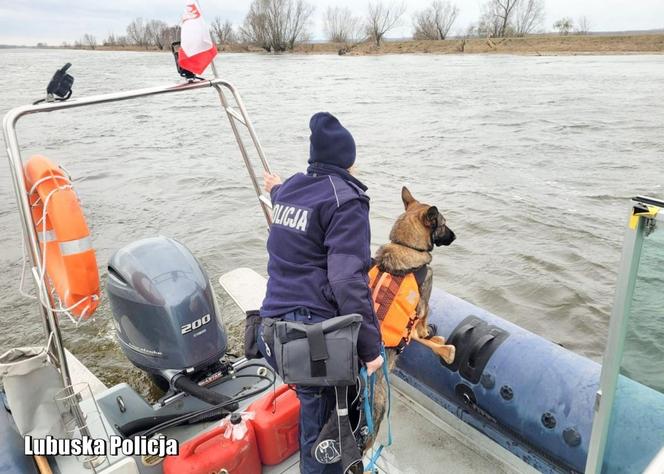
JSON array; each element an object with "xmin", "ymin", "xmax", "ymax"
[{"xmin": 258, "ymin": 309, "xmax": 343, "ymax": 474}]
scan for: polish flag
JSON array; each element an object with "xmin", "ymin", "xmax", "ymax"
[{"xmin": 178, "ymin": 2, "xmax": 217, "ymax": 75}]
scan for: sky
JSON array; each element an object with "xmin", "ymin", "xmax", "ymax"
[{"xmin": 1, "ymin": 0, "xmax": 663, "ymax": 46}]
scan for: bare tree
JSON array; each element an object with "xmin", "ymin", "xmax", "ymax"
[
  {"xmin": 240, "ymin": 0, "xmax": 314, "ymax": 52},
  {"xmin": 413, "ymin": 1, "xmax": 459, "ymax": 40},
  {"xmin": 81, "ymin": 34, "xmax": 97, "ymax": 50},
  {"xmin": 240, "ymin": 3, "xmax": 269, "ymax": 49},
  {"xmin": 478, "ymin": 0, "xmax": 545, "ymax": 37},
  {"xmin": 211, "ymin": 17, "xmax": 236, "ymax": 46},
  {"xmin": 478, "ymin": 3, "xmax": 501, "ymax": 37},
  {"xmin": 325, "ymin": 6, "xmax": 367, "ymax": 54},
  {"xmin": 513, "ymin": 0, "xmax": 544, "ymax": 36},
  {"xmin": 553, "ymin": 17, "xmax": 573, "ymax": 35},
  {"xmin": 286, "ymin": 0, "xmax": 314, "ymax": 49},
  {"xmin": 103, "ymin": 33, "xmax": 117, "ymax": 47},
  {"xmin": 366, "ymin": 1, "xmax": 407, "ymax": 46},
  {"xmin": 575, "ymin": 15, "xmax": 590, "ymax": 35},
  {"xmin": 493, "ymin": 0, "xmax": 519, "ymax": 37},
  {"xmin": 145, "ymin": 19, "xmax": 169, "ymax": 50},
  {"xmin": 478, "ymin": 0, "xmax": 522, "ymax": 37},
  {"xmin": 147, "ymin": 25, "xmax": 179, "ymax": 50},
  {"xmin": 324, "ymin": 6, "xmax": 349, "ymax": 42},
  {"xmin": 324, "ymin": 6, "xmax": 364, "ymax": 43},
  {"xmin": 127, "ymin": 18, "xmax": 150, "ymax": 48}
]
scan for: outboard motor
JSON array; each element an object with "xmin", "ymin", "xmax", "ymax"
[{"xmin": 107, "ymin": 236, "xmax": 235, "ymax": 408}]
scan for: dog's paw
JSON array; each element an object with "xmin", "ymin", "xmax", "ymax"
[{"xmin": 442, "ymin": 345, "xmax": 456, "ymax": 364}]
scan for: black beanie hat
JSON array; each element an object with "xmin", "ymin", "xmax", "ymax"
[{"xmin": 308, "ymin": 112, "xmax": 356, "ymax": 169}]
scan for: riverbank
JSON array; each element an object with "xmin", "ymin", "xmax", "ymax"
[
  {"xmin": 296, "ymin": 33, "xmax": 664, "ymax": 55},
  {"xmin": 57, "ymin": 33, "xmax": 664, "ymax": 56}
]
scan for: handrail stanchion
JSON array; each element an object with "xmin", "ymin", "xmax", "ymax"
[
  {"xmin": 210, "ymin": 60, "xmax": 273, "ymax": 227},
  {"xmin": 3, "ymin": 113, "xmax": 73, "ymax": 389},
  {"xmin": 213, "ymin": 83, "xmax": 273, "ymax": 227}
]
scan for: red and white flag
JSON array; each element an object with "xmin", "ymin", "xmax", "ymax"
[{"xmin": 178, "ymin": 2, "xmax": 217, "ymax": 75}]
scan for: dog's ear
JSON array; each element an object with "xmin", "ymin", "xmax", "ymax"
[
  {"xmin": 401, "ymin": 186, "xmax": 416, "ymax": 209},
  {"xmin": 424, "ymin": 206, "xmax": 439, "ymax": 227}
]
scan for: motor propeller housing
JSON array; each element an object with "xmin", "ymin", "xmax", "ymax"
[{"xmin": 106, "ymin": 236, "xmax": 228, "ymax": 380}]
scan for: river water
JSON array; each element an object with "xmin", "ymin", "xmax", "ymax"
[{"xmin": 1, "ymin": 49, "xmax": 663, "ymax": 396}]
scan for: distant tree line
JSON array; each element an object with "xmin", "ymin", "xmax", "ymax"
[{"xmin": 70, "ymin": 0, "xmax": 593, "ymax": 52}]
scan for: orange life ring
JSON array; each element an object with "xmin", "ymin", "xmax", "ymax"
[{"xmin": 24, "ymin": 155, "xmax": 100, "ymax": 320}]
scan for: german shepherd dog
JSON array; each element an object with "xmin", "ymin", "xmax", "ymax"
[{"xmin": 363, "ymin": 186, "xmax": 456, "ymax": 451}]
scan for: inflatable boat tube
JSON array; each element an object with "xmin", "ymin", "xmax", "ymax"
[{"xmin": 395, "ymin": 288, "xmax": 664, "ymax": 473}]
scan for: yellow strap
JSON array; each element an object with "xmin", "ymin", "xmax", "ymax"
[{"xmin": 629, "ymin": 205, "xmax": 659, "ymax": 230}]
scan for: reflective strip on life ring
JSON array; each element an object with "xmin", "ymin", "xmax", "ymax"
[
  {"xmin": 24, "ymin": 155, "xmax": 100, "ymax": 320},
  {"xmin": 59, "ymin": 237, "xmax": 92, "ymax": 256},
  {"xmin": 37, "ymin": 229, "xmax": 57, "ymax": 242}
]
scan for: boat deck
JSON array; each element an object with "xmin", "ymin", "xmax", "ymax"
[
  {"xmin": 264, "ymin": 376, "xmax": 535, "ymax": 474},
  {"xmin": 54, "ymin": 356, "xmax": 537, "ymax": 474}
]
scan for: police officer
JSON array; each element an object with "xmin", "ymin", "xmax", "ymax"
[{"xmin": 259, "ymin": 112, "xmax": 383, "ymax": 473}]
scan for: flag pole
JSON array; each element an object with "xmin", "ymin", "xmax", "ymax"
[
  {"xmin": 201, "ymin": 0, "xmax": 219, "ymax": 80},
  {"xmin": 210, "ymin": 59, "xmax": 219, "ymax": 79}
]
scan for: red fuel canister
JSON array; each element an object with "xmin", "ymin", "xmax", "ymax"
[
  {"xmin": 247, "ymin": 384, "xmax": 300, "ymax": 465},
  {"xmin": 163, "ymin": 414, "xmax": 261, "ymax": 474}
]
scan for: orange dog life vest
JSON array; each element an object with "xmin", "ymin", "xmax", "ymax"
[{"xmin": 368, "ymin": 265, "xmax": 425, "ymax": 348}]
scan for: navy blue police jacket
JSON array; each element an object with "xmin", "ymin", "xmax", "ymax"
[{"xmin": 260, "ymin": 162, "xmax": 382, "ymax": 362}]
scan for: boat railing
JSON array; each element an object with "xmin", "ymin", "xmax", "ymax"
[{"xmin": 2, "ymin": 74, "xmax": 273, "ymax": 393}]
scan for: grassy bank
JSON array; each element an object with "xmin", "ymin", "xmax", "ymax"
[
  {"xmin": 295, "ymin": 34, "xmax": 664, "ymax": 56},
  {"xmin": 75, "ymin": 33, "xmax": 664, "ymax": 56}
]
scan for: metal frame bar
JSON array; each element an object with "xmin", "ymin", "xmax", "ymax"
[
  {"xmin": 2, "ymin": 77, "xmax": 272, "ymax": 391},
  {"xmin": 584, "ymin": 196, "xmax": 663, "ymax": 472},
  {"xmin": 212, "ymin": 82, "xmax": 273, "ymax": 226}
]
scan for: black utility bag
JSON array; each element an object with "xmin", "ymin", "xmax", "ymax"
[
  {"xmin": 262, "ymin": 314, "xmax": 362, "ymax": 387},
  {"xmin": 244, "ymin": 310, "xmax": 263, "ymax": 359}
]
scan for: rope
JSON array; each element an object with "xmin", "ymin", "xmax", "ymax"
[
  {"xmin": 360, "ymin": 345, "xmax": 392, "ymax": 473},
  {"xmin": 27, "ymin": 174, "xmax": 69, "ymax": 196}
]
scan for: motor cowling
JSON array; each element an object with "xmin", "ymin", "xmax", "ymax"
[{"xmin": 106, "ymin": 237, "xmax": 227, "ymax": 376}]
